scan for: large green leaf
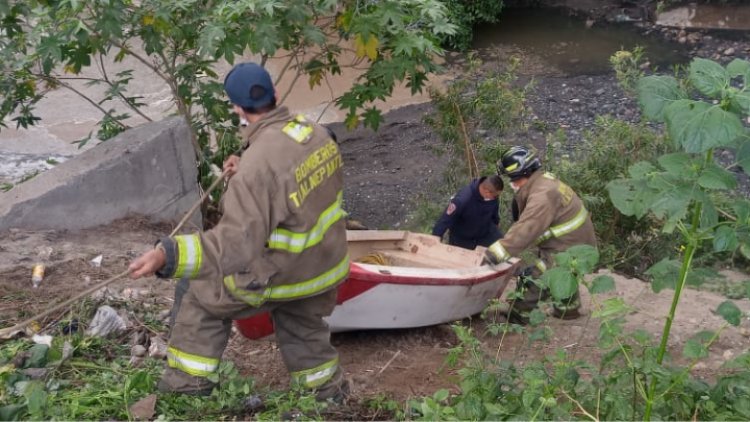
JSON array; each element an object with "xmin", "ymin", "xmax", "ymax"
[
  {"xmin": 682, "ymin": 330, "xmax": 714, "ymax": 359},
  {"xmin": 553, "ymin": 244, "xmax": 599, "ymax": 274},
  {"xmin": 698, "ymin": 192, "xmax": 719, "ymax": 229},
  {"xmin": 727, "ymin": 58, "xmax": 750, "ymax": 81},
  {"xmin": 636, "ymin": 75, "xmax": 686, "ymax": 121},
  {"xmin": 664, "ymin": 99, "xmax": 744, "ymax": 153},
  {"xmin": 646, "ymin": 259, "xmax": 680, "ymax": 293},
  {"xmin": 698, "ymin": 162, "xmax": 737, "ymax": 190},
  {"xmin": 629, "ymin": 160, "xmax": 658, "ymax": 178},
  {"xmin": 590, "ymin": 275, "xmax": 615, "ymax": 294},
  {"xmin": 657, "ymin": 152, "xmax": 699, "ymax": 177},
  {"xmin": 687, "ymin": 266, "xmax": 722, "ymax": 287},
  {"xmin": 593, "ymin": 297, "xmax": 630, "ymax": 319},
  {"xmin": 734, "ymin": 199, "xmax": 750, "ymax": 223},
  {"xmin": 716, "ymin": 300, "xmax": 743, "ymax": 326},
  {"xmin": 713, "ymin": 226, "xmax": 738, "ymax": 252},
  {"xmin": 541, "ymin": 268, "xmax": 578, "ymax": 301},
  {"xmin": 646, "ymin": 177, "xmax": 693, "ymax": 232},
  {"xmin": 683, "ymin": 338, "xmax": 709, "ymax": 360},
  {"xmin": 607, "ymin": 178, "xmax": 656, "ymax": 218},
  {"xmin": 730, "ymin": 89, "xmax": 750, "ymax": 115},
  {"xmin": 689, "ymin": 57, "xmax": 728, "ymax": 97}
]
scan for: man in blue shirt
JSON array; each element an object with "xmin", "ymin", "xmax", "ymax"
[{"xmin": 432, "ymin": 175, "xmax": 504, "ymax": 250}]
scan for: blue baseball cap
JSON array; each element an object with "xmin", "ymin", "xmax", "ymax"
[{"xmin": 223, "ymin": 62, "xmax": 275, "ymax": 109}]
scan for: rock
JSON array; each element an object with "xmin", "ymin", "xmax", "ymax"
[
  {"xmin": 724, "ymin": 48, "xmax": 736, "ymax": 56},
  {"xmin": 723, "ymin": 350, "xmax": 734, "ymax": 361},
  {"xmin": 678, "ymin": 37, "xmax": 687, "ymax": 44},
  {"xmin": 678, "ymin": 29, "xmax": 686, "ymax": 38},
  {"xmin": 132, "ymin": 345, "xmax": 147, "ymax": 357},
  {"xmin": 639, "ymin": 61, "xmax": 651, "ymax": 71},
  {"xmin": 129, "ymin": 394, "xmax": 157, "ymax": 421},
  {"xmin": 243, "ymin": 395, "xmax": 265, "ymax": 413},
  {"xmin": 21, "ymin": 368, "xmax": 50, "ymax": 379},
  {"xmin": 148, "ymin": 336, "xmax": 167, "ymax": 359}
]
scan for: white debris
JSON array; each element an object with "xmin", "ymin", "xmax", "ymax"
[
  {"xmin": 85, "ymin": 305, "xmax": 126, "ymax": 337},
  {"xmin": 32, "ymin": 334, "xmax": 53, "ymax": 347},
  {"xmin": 90, "ymin": 254, "xmax": 103, "ymax": 267}
]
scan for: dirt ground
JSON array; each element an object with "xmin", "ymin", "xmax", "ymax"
[{"xmin": 1, "ymin": 219, "xmax": 749, "ymax": 406}]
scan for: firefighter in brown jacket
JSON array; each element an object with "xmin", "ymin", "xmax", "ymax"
[
  {"xmin": 129, "ymin": 62, "xmax": 349, "ymax": 400},
  {"xmin": 483, "ymin": 146, "xmax": 597, "ymax": 321}
]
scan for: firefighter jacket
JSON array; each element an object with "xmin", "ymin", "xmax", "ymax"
[
  {"xmin": 157, "ymin": 106, "xmax": 349, "ymax": 306},
  {"xmin": 432, "ymin": 177, "xmax": 500, "ymax": 240},
  {"xmin": 486, "ymin": 170, "xmax": 596, "ymax": 269}
]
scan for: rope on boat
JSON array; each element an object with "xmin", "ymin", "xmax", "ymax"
[{"xmin": 355, "ymin": 252, "xmax": 392, "ymax": 266}]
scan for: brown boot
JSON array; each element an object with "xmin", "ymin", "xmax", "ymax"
[
  {"xmin": 314, "ymin": 370, "xmax": 350, "ymax": 404},
  {"xmin": 551, "ymin": 307, "xmax": 581, "ymax": 320},
  {"xmin": 157, "ymin": 367, "xmax": 215, "ymax": 396}
]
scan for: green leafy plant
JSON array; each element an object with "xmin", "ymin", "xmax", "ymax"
[
  {"xmin": 439, "ymin": 0, "xmax": 504, "ymax": 50},
  {"xmin": 0, "ymin": 0, "xmax": 456, "ymax": 197},
  {"xmin": 545, "ymin": 116, "xmax": 677, "ymax": 275},
  {"xmin": 610, "ymin": 47, "xmax": 647, "ymax": 94},
  {"xmin": 411, "ymin": 245, "xmax": 750, "ymax": 421},
  {"xmin": 608, "ymin": 57, "xmax": 750, "ymax": 420}
]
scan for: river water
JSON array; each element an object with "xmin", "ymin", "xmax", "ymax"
[{"xmin": 472, "ymin": 7, "xmax": 689, "ymax": 75}]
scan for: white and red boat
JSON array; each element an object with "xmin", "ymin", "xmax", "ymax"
[{"xmin": 234, "ymin": 230, "xmax": 519, "ymax": 339}]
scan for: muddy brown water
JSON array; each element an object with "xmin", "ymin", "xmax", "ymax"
[{"xmin": 472, "ymin": 7, "xmax": 690, "ymax": 75}]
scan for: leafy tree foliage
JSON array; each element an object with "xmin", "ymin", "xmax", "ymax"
[
  {"xmin": 439, "ymin": 0, "xmax": 504, "ymax": 50},
  {"xmin": 0, "ymin": 0, "xmax": 456, "ymax": 188}
]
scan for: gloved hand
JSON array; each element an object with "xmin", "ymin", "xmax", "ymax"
[{"xmin": 482, "ymin": 250, "xmax": 502, "ymax": 266}]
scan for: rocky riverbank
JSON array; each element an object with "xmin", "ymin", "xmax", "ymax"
[{"xmin": 336, "ymin": 2, "xmax": 750, "ymax": 230}]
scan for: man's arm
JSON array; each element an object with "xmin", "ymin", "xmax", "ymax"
[
  {"xmin": 131, "ymin": 157, "xmax": 280, "ymax": 282},
  {"xmin": 432, "ymin": 197, "xmax": 463, "ymax": 237},
  {"xmin": 485, "ymin": 190, "xmax": 558, "ymax": 263}
]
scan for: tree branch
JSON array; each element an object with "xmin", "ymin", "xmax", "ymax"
[{"xmin": 97, "ymin": 53, "xmax": 153, "ymax": 122}]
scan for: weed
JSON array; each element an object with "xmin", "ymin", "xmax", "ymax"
[{"xmin": 610, "ymin": 46, "xmax": 647, "ymax": 94}]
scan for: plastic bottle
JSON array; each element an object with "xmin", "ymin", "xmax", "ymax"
[{"xmin": 31, "ymin": 264, "xmax": 45, "ymax": 288}]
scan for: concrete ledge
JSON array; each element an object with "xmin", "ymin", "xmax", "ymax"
[{"xmin": 0, "ymin": 117, "xmax": 201, "ymax": 231}]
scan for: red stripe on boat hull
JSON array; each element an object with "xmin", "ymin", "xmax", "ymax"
[{"xmin": 233, "ymin": 263, "xmax": 506, "ymax": 339}]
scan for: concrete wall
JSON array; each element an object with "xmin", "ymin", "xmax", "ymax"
[{"xmin": 0, "ymin": 117, "xmax": 201, "ymax": 231}]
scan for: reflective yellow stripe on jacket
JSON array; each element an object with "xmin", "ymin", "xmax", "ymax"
[
  {"xmin": 291, "ymin": 357, "xmax": 339, "ymax": 389},
  {"xmin": 224, "ymin": 254, "xmax": 350, "ymax": 306},
  {"xmin": 174, "ymin": 234, "xmax": 203, "ymax": 279},
  {"xmin": 282, "ymin": 115, "xmax": 313, "ymax": 143},
  {"xmin": 536, "ymin": 207, "xmax": 589, "ymax": 244},
  {"xmin": 268, "ymin": 192, "xmax": 345, "ymax": 253},
  {"xmin": 166, "ymin": 346, "xmax": 219, "ymax": 377}
]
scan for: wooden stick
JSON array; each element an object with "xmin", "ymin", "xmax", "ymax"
[
  {"xmin": 0, "ymin": 171, "xmax": 229, "ymax": 340},
  {"xmin": 376, "ymin": 350, "xmax": 401, "ymax": 376}
]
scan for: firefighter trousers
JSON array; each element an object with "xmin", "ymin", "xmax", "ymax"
[
  {"xmin": 162, "ymin": 277, "xmax": 343, "ymax": 395},
  {"xmin": 509, "ymin": 253, "xmax": 581, "ymax": 319}
]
